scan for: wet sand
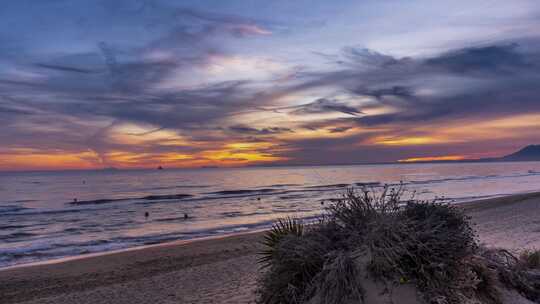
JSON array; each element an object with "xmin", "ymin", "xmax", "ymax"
[{"xmin": 1, "ymin": 192, "xmax": 540, "ymax": 304}]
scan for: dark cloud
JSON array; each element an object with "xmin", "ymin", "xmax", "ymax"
[
  {"xmin": 424, "ymin": 44, "xmax": 529, "ymax": 74},
  {"xmin": 328, "ymin": 126, "xmax": 352, "ymax": 133},
  {"xmin": 280, "ymin": 41, "xmax": 540, "ymax": 128},
  {"xmin": 255, "ymin": 41, "xmax": 540, "ymax": 164},
  {"xmin": 352, "ymin": 86, "xmax": 414, "ymax": 100},
  {"xmin": 229, "ymin": 125, "xmax": 293, "ymax": 135},
  {"xmin": 352, "ymin": 45, "xmax": 540, "ymax": 126},
  {"xmin": 342, "ymin": 47, "xmax": 401, "ymax": 67},
  {"xmin": 291, "ymin": 98, "xmax": 363, "ymax": 116},
  {"xmin": 35, "ymin": 63, "xmax": 101, "ymax": 74}
]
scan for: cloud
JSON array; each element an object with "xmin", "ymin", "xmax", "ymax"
[
  {"xmin": 171, "ymin": 8, "xmax": 273, "ymax": 37},
  {"xmin": 424, "ymin": 43, "xmax": 528, "ymax": 74},
  {"xmin": 280, "ymin": 41, "xmax": 540, "ymax": 128},
  {"xmin": 291, "ymin": 98, "xmax": 363, "ymax": 116},
  {"xmin": 229, "ymin": 125, "xmax": 293, "ymax": 135},
  {"xmin": 342, "ymin": 47, "xmax": 401, "ymax": 68},
  {"xmin": 251, "ymin": 40, "xmax": 540, "ymax": 164},
  {"xmin": 328, "ymin": 126, "xmax": 352, "ymax": 133},
  {"xmin": 0, "ymin": 4, "xmax": 285, "ymax": 168},
  {"xmin": 2, "ymin": 1, "xmax": 540, "ymax": 168},
  {"xmin": 35, "ymin": 63, "xmax": 101, "ymax": 74},
  {"xmin": 352, "ymin": 86, "xmax": 414, "ymax": 100}
]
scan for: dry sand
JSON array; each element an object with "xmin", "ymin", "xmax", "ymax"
[{"xmin": 1, "ymin": 192, "xmax": 540, "ymax": 304}]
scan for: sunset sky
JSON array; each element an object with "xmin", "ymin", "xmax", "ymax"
[{"xmin": 1, "ymin": 0, "xmax": 540, "ymax": 170}]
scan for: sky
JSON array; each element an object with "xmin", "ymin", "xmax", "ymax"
[{"xmin": 1, "ymin": 0, "xmax": 540, "ymax": 170}]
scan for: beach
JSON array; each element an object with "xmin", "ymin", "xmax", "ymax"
[{"xmin": 1, "ymin": 192, "xmax": 540, "ymax": 304}]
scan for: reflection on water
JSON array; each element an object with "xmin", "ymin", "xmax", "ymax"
[{"xmin": 1, "ymin": 162, "xmax": 540, "ymax": 268}]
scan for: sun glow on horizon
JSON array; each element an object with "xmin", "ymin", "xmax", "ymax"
[
  {"xmin": 398, "ymin": 155, "xmax": 467, "ymax": 163},
  {"xmin": 374, "ymin": 136, "xmax": 447, "ymax": 146}
]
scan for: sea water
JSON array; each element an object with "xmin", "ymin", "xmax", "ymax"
[{"xmin": 1, "ymin": 162, "xmax": 540, "ymax": 268}]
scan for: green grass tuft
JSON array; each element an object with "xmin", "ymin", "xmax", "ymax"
[{"xmin": 258, "ymin": 217, "xmax": 304, "ymax": 269}]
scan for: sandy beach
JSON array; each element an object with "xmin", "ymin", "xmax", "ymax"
[{"xmin": 1, "ymin": 192, "xmax": 540, "ymax": 304}]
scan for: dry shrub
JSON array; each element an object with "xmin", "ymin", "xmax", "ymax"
[
  {"xmin": 396, "ymin": 201, "xmax": 477, "ymax": 303},
  {"xmin": 480, "ymin": 248, "xmax": 540, "ymax": 302},
  {"xmin": 460, "ymin": 255, "xmax": 502, "ymax": 304},
  {"xmin": 257, "ymin": 229, "xmax": 341, "ymax": 304},
  {"xmin": 256, "ymin": 187, "xmax": 537, "ymax": 304},
  {"xmin": 520, "ymin": 250, "xmax": 540, "ymax": 269},
  {"xmin": 306, "ymin": 250, "xmax": 364, "ymax": 304}
]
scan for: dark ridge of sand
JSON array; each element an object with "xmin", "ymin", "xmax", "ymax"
[{"xmin": 1, "ymin": 192, "xmax": 540, "ymax": 304}]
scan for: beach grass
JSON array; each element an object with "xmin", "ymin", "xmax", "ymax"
[
  {"xmin": 521, "ymin": 250, "xmax": 540, "ymax": 269},
  {"xmin": 257, "ymin": 187, "xmax": 540, "ymax": 304}
]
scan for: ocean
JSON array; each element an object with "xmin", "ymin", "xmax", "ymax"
[{"xmin": 1, "ymin": 162, "xmax": 540, "ymax": 268}]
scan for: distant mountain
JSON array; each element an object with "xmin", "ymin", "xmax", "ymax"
[
  {"xmin": 396, "ymin": 145, "xmax": 540, "ymax": 164},
  {"xmin": 500, "ymin": 145, "xmax": 540, "ymax": 161}
]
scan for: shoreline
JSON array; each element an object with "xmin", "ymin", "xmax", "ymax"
[
  {"xmin": 0, "ymin": 228, "xmax": 268, "ymax": 272},
  {"xmin": 0, "ymin": 230, "xmax": 265, "ymax": 304},
  {"xmin": 3, "ymin": 190, "xmax": 539, "ymax": 272},
  {"xmin": 1, "ymin": 191, "xmax": 540, "ymax": 303}
]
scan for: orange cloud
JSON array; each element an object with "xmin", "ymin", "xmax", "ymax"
[
  {"xmin": 0, "ymin": 150, "xmax": 102, "ymax": 171},
  {"xmin": 200, "ymin": 141, "xmax": 288, "ymax": 165},
  {"xmin": 398, "ymin": 155, "xmax": 467, "ymax": 163},
  {"xmin": 373, "ymin": 136, "xmax": 449, "ymax": 146}
]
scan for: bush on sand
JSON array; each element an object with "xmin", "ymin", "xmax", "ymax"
[{"xmin": 256, "ymin": 187, "xmax": 540, "ymax": 304}]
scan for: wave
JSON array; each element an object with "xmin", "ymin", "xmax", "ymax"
[
  {"xmin": 69, "ymin": 198, "xmax": 129, "ymax": 205},
  {"xmin": 0, "ymin": 205, "xmax": 29, "ymax": 214},
  {"xmin": 406, "ymin": 171, "xmax": 540, "ymax": 186},
  {"xmin": 207, "ymin": 188, "xmax": 276, "ymax": 195},
  {"xmin": 278, "ymin": 194, "xmax": 307, "ymax": 200},
  {"xmin": 141, "ymin": 194, "xmax": 193, "ymax": 200},
  {"xmin": 69, "ymin": 193, "xmax": 192, "ymax": 205},
  {"xmin": 0, "ymin": 232, "xmax": 37, "ymax": 241},
  {"xmin": 154, "ymin": 216, "xmax": 196, "ymax": 222},
  {"xmin": 355, "ymin": 182, "xmax": 382, "ymax": 187},
  {"xmin": 219, "ymin": 211, "xmax": 272, "ymax": 218},
  {"xmin": 0, "ymin": 238, "xmax": 130, "ymax": 268},
  {"xmin": 137, "ymin": 185, "xmax": 212, "ymax": 191},
  {"xmin": 0, "ymin": 207, "xmax": 99, "ymax": 217},
  {"xmin": 305, "ymin": 183, "xmax": 350, "ymax": 189},
  {"xmin": 0, "ymin": 214, "xmax": 321, "ymax": 268},
  {"xmin": 266, "ymin": 183, "xmax": 301, "ymax": 188},
  {"xmin": 0, "ymin": 224, "xmax": 30, "ymax": 229}
]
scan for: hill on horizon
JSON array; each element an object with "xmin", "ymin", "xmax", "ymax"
[
  {"xmin": 401, "ymin": 145, "xmax": 540, "ymax": 164},
  {"xmin": 500, "ymin": 144, "xmax": 540, "ymax": 161}
]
